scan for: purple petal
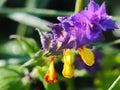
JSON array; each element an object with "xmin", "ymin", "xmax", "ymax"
[
  {"xmin": 40, "ymin": 32, "xmax": 53, "ymax": 50},
  {"xmin": 97, "ymin": 2, "xmax": 106, "ymax": 15},
  {"xmin": 48, "ymin": 24, "xmax": 63, "ymax": 38},
  {"xmin": 57, "ymin": 16, "xmax": 69, "ymax": 22},
  {"xmin": 49, "ymin": 39, "xmax": 63, "ymax": 55},
  {"xmin": 100, "ymin": 19, "xmax": 118, "ymax": 31},
  {"xmin": 86, "ymin": 0, "xmax": 100, "ymax": 12},
  {"xmin": 89, "ymin": 27, "xmax": 105, "ymax": 42},
  {"xmin": 60, "ymin": 34, "xmax": 76, "ymax": 49}
]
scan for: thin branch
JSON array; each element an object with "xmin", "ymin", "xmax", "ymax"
[{"xmin": 108, "ymin": 75, "xmax": 120, "ymax": 90}]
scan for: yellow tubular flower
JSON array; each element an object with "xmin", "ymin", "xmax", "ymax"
[
  {"xmin": 44, "ymin": 56, "xmax": 57, "ymax": 83},
  {"xmin": 62, "ymin": 49, "xmax": 74, "ymax": 78},
  {"xmin": 78, "ymin": 46, "xmax": 95, "ymax": 66},
  {"xmin": 62, "ymin": 63, "xmax": 74, "ymax": 78}
]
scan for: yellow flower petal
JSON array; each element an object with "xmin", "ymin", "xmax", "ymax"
[
  {"xmin": 78, "ymin": 46, "xmax": 95, "ymax": 66},
  {"xmin": 63, "ymin": 49, "xmax": 74, "ymax": 65},
  {"xmin": 62, "ymin": 63, "xmax": 74, "ymax": 78}
]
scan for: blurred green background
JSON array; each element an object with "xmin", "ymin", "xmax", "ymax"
[{"xmin": 0, "ymin": 0, "xmax": 120, "ymax": 90}]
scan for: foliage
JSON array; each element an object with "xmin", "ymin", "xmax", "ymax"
[{"xmin": 0, "ymin": 0, "xmax": 120, "ymax": 90}]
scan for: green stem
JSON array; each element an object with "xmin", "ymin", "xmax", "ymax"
[
  {"xmin": 16, "ymin": 0, "xmax": 36, "ymax": 36},
  {"xmin": 108, "ymin": 75, "xmax": 120, "ymax": 90},
  {"xmin": 74, "ymin": 0, "xmax": 83, "ymax": 13},
  {"xmin": 108, "ymin": 39, "xmax": 120, "ymax": 45},
  {"xmin": 16, "ymin": 24, "xmax": 27, "ymax": 36},
  {"xmin": 66, "ymin": 79, "xmax": 74, "ymax": 90},
  {"xmin": 0, "ymin": 8, "xmax": 72, "ymax": 16}
]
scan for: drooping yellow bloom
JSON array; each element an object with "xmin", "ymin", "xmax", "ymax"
[
  {"xmin": 62, "ymin": 63, "xmax": 74, "ymax": 78},
  {"xmin": 44, "ymin": 56, "xmax": 57, "ymax": 83},
  {"xmin": 78, "ymin": 46, "xmax": 95, "ymax": 66},
  {"xmin": 62, "ymin": 49, "xmax": 74, "ymax": 78}
]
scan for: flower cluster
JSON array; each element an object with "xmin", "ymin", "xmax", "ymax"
[{"xmin": 40, "ymin": 0, "xmax": 117, "ymax": 83}]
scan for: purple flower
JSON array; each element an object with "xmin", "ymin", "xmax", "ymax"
[
  {"xmin": 41, "ymin": 0, "xmax": 118, "ymax": 52},
  {"xmin": 38, "ymin": 0, "xmax": 118, "ymax": 79},
  {"xmin": 74, "ymin": 50, "xmax": 103, "ymax": 74},
  {"xmin": 56, "ymin": 0, "xmax": 118, "ymax": 49},
  {"xmin": 39, "ymin": 0, "xmax": 117, "ymax": 68}
]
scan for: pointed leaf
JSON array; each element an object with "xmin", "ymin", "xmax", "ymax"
[{"xmin": 0, "ymin": 65, "xmax": 30, "ymax": 90}]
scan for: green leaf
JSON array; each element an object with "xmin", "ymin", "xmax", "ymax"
[
  {"xmin": 36, "ymin": 66, "xmax": 60, "ymax": 90},
  {"xmin": 22, "ymin": 50, "xmax": 47, "ymax": 67},
  {"xmin": 0, "ymin": 65, "xmax": 30, "ymax": 90},
  {"xmin": 22, "ymin": 56, "xmax": 47, "ymax": 67},
  {"xmin": 8, "ymin": 13, "xmax": 51, "ymax": 31},
  {"xmin": 10, "ymin": 35, "xmax": 39, "ymax": 57},
  {"xmin": 0, "ymin": 40, "xmax": 27, "ymax": 57}
]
